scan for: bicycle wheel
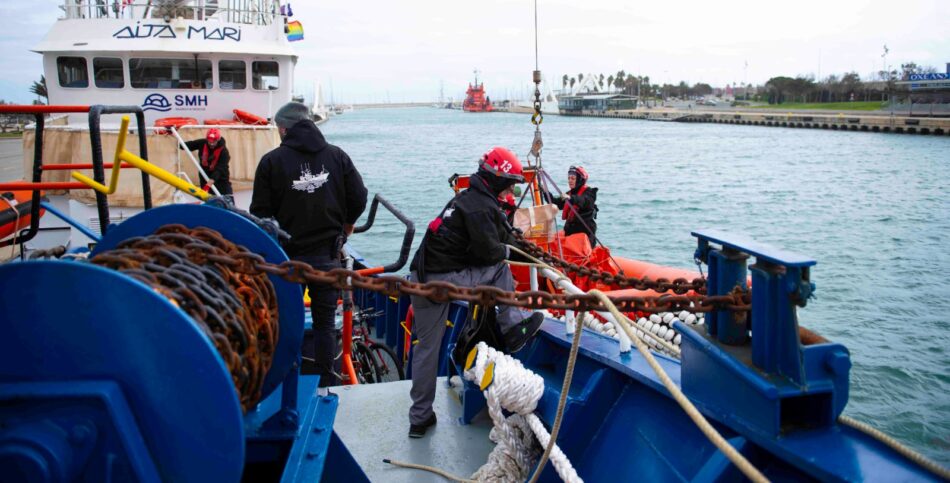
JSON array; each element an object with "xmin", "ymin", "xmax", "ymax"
[
  {"xmin": 370, "ymin": 342, "xmax": 404, "ymax": 382},
  {"xmin": 353, "ymin": 341, "xmax": 377, "ymax": 384}
]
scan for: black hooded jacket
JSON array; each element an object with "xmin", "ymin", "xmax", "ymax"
[
  {"xmin": 410, "ymin": 173, "xmax": 518, "ymax": 274},
  {"xmin": 183, "ymin": 138, "xmax": 232, "ymax": 195},
  {"xmin": 250, "ymin": 120, "xmax": 368, "ymax": 257},
  {"xmin": 551, "ymin": 184, "xmax": 598, "ymax": 242}
]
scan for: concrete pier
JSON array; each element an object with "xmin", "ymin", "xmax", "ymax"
[{"xmin": 562, "ymin": 109, "xmax": 950, "ymax": 136}]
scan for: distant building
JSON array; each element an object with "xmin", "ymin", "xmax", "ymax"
[{"xmin": 558, "ymin": 93, "xmax": 638, "ymax": 115}]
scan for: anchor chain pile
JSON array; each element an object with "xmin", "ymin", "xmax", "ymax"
[
  {"xmin": 90, "ymin": 224, "xmax": 279, "ymax": 412},
  {"xmin": 465, "ymin": 342, "xmax": 582, "ymax": 483}
]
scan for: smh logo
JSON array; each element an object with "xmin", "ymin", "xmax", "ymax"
[{"xmin": 142, "ymin": 93, "xmax": 171, "ymax": 112}]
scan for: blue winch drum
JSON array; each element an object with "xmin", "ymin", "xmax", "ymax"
[{"xmin": 91, "ymin": 203, "xmax": 306, "ymax": 403}]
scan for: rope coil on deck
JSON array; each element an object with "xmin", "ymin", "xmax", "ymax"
[
  {"xmin": 466, "ymin": 342, "xmax": 583, "ymax": 483},
  {"xmin": 90, "ymin": 224, "xmax": 279, "ymax": 412}
]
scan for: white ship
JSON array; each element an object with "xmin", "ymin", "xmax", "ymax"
[
  {"xmin": 41, "ymin": 1, "xmax": 296, "ymax": 124},
  {"xmin": 20, "ymin": 1, "xmax": 302, "ymax": 250}
]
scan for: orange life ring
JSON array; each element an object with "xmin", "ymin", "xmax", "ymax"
[
  {"xmin": 204, "ymin": 119, "xmax": 243, "ymax": 126},
  {"xmin": 0, "ymin": 190, "xmax": 45, "ymax": 240},
  {"xmin": 154, "ymin": 117, "xmax": 199, "ymax": 133},
  {"xmin": 233, "ymin": 109, "xmax": 269, "ymax": 126}
]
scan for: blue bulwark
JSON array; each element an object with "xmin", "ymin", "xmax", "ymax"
[{"xmin": 682, "ymin": 230, "xmax": 850, "ymax": 442}]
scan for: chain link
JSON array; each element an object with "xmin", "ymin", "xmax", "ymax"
[{"xmin": 188, "ymin": 228, "xmax": 747, "ymax": 314}]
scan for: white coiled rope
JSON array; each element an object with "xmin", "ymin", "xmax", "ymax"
[{"xmin": 466, "ymin": 342, "xmax": 583, "ymax": 483}]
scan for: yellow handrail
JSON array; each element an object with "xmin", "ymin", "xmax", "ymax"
[{"xmin": 71, "ymin": 116, "xmax": 210, "ymax": 201}]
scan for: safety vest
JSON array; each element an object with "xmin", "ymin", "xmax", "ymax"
[
  {"xmin": 201, "ymin": 143, "xmax": 225, "ymax": 172},
  {"xmin": 562, "ymin": 185, "xmax": 588, "ymax": 221}
]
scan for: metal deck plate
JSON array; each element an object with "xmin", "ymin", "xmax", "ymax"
[{"xmin": 331, "ymin": 377, "xmax": 495, "ymax": 482}]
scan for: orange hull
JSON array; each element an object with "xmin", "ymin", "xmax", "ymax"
[
  {"xmin": 512, "ymin": 231, "xmax": 702, "ymax": 296},
  {"xmin": 0, "ymin": 190, "xmax": 45, "ymax": 240}
]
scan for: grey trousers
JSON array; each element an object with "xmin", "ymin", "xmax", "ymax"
[{"xmin": 408, "ymin": 263, "xmax": 524, "ymax": 425}]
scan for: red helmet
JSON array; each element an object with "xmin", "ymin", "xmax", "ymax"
[
  {"xmin": 568, "ymin": 165, "xmax": 588, "ymax": 182},
  {"xmin": 479, "ymin": 147, "xmax": 525, "ymax": 183},
  {"xmin": 206, "ymin": 128, "xmax": 221, "ymax": 143}
]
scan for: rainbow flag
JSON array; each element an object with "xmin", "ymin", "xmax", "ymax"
[{"xmin": 287, "ymin": 21, "xmax": 304, "ymax": 42}]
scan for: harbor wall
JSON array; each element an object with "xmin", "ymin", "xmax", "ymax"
[{"xmin": 560, "ymin": 109, "xmax": 950, "ymax": 136}]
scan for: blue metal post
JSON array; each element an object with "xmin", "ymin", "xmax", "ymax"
[
  {"xmin": 750, "ymin": 262, "xmax": 814, "ymax": 384},
  {"xmin": 706, "ymin": 247, "xmax": 750, "ymax": 345}
]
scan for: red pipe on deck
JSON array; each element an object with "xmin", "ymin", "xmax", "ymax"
[
  {"xmin": 341, "ymin": 309, "xmax": 359, "ymax": 385},
  {"xmin": 356, "ymin": 266, "xmax": 385, "ymax": 276},
  {"xmin": 41, "ymin": 163, "xmax": 133, "ymax": 171},
  {"xmin": 0, "ymin": 182, "xmax": 90, "ymax": 191},
  {"xmin": 0, "ymin": 105, "xmax": 90, "ymax": 114}
]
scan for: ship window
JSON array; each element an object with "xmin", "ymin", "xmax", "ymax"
[
  {"xmin": 218, "ymin": 60, "xmax": 246, "ymax": 90},
  {"xmin": 129, "ymin": 58, "xmax": 213, "ymax": 89},
  {"xmin": 93, "ymin": 58, "xmax": 124, "ymax": 89},
  {"xmin": 57, "ymin": 57, "xmax": 88, "ymax": 88},
  {"xmin": 252, "ymin": 61, "xmax": 279, "ymax": 90}
]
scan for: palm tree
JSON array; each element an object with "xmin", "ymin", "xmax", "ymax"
[
  {"xmin": 607, "ymin": 75, "xmax": 614, "ymax": 93},
  {"xmin": 562, "ymin": 74, "xmax": 568, "ymax": 91},
  {"xmin": 598, "ymin": 74, "xmax": 605, "ymax": 92},
  {"xmin": 614, "ymin": 71, "xmax": 625, "ymax": 92},
  {"xmin": 569, "ymin": 77, "xmax": 576, "ymax": 92},
  {"xmin": 578, "ymin": 73, "xmax": 584, "ymax": 90},
  {"xmin": 29, "ymin": 76, "xmax": 48, "ymax": 103}
]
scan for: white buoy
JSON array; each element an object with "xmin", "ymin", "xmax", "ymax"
[
  {"xmin": 674, "ymin": 334, "xmax": 682, "ymax": 345},
  {"xmin": 644, "ymin": 321, "xmax": 654, "ymax": 332},
  {"xmin": 649, "ymin": 314, "xmax": 661, "ymax": 324},
  {"xmin": 650, "ymin": 324, "xmax": 661, "ymax": 335},
  {"xmin": 670, "ymin": 318, "xmax": 681, "ymax": 327},
  {"xmin": 637, "ymin": 317, "xmax": 647, "ymax": 328},
  {"xmin": 662, "ymin": 313, "xmax": 674, "ymax": 324},
  {"xmin": 685, "ymin": 314, "xmax": 697, "ymax": 324},
  {"xmin": 678, "ymin": 310, "xmax": 690, "ymax": 320},
  {"xmin": 657, "ymin": 326, "xmax": 668, "ymax": 339},
  {"xmin": 664, "ymin": 330, "xmax": 675, "ymax": 342}
]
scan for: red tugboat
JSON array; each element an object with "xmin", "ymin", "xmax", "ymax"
[{"xmin": 463, "ymin": 69, "xmax": 494, "ymax": 112}]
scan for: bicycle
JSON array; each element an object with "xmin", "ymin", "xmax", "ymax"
[{"xmin": 337, "ymin": 308, "xmax": 405, "ymax": 384}]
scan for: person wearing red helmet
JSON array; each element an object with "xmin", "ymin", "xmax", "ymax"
[
  {"xmin": 181, "ymin": 128, "xmax": 232, "ymax": 196},
  {"xmin": 405, "ymin": 146, "xmax": 545, "ymax": 438},
  {"xmin": 543, "ymin": 165, "xmax": 598, "ymax": 246}
]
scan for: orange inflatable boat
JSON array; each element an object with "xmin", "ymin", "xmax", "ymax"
[{"xmin": 0, "ymin": 190, "xmax": 45, "ymax": 240}]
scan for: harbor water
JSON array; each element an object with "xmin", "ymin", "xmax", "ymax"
[{"xmin": 322, "ymin": 107, "xmax": 950, "ymax": 465}]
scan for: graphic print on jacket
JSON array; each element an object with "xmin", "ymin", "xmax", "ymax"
[{"xmin": 292, "ymin": 164, "xmax": 330, "ymax": 193}]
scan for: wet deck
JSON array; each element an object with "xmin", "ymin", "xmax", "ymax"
[{"xmin": 331, "ymin": 376, "xmax": 495, "ymax": 482}]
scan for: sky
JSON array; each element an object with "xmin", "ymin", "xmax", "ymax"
[{"xmin": 1, "ymin": 0, "xmax": 948, "ymax": 104}]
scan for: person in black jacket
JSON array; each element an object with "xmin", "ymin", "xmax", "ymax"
[
  {"xmin": 546, "ymin": 165, "xmax": 598, "ymax": 247},
  {"xmin": 181, "ymin": 128, "xmax": 232, "ymax": 195},
  {"xmin": 405, "ymin": 146, "xmax": 545, "ymax": 438},
  {"xmin": 250, "ymin": 101, "xmax": 368, "ymax": 392}
]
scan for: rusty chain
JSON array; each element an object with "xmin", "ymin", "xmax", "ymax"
[
  {"xmin": 188, "ymin": 227, "xmax": 748, "ymax": 314},
  {"xmin": 90, "ymin": 225, "xmax": 279, "ymax": 412},
  {"xmin": 512, "ymin": 232, "xmax": 709, "ymax": 295},
  {"xmin": 88, "ymin": 224, "xmax": 747, "ymax": 400}
]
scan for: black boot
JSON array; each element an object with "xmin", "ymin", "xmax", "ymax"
[
  {"xmin": 408, "ymin": 413, "xmax": 437, "ymax": 438},
  {"xmin": 503, "ymin": 312, "xmax": 546, "ymax": 353}
]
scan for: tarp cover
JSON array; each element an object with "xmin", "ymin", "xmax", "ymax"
[{"xmin": 22, "ymin": 126, "xmax": 279, "ymax": 206}]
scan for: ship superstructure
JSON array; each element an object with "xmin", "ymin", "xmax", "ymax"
[{"xmin": 37, "ymin": 0, "xmax": 297, "ymax": 125}]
